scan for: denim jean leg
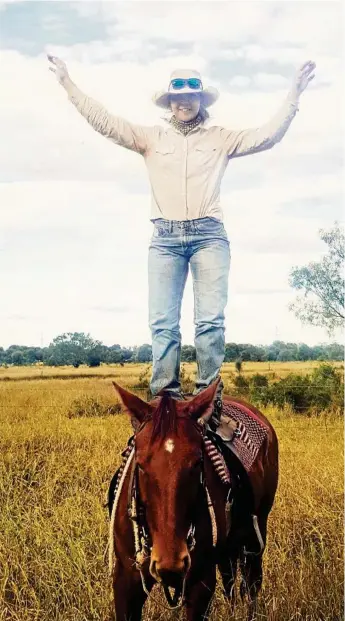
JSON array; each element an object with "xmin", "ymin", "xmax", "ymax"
[
  {"xmin": 190, "ymin": 237, "xmax": 230, "ymax": 399},
  {"xmin": 148, "ymin": 235, "xmax": 188, "ymax": 398}
]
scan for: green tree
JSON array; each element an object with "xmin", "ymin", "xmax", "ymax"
[
  {"xmin": 46, "ymin": 332, "xmax": 102, "ymax": 367},
  {"xmin": 10, "ymin": 350, "xmax": 25, "ymax": 365},
  {"xmin": 277, "ymin": 349, "xmax": 291, "ymax": 362},
  {"xmin": 181, "ymin": 345, "xmax": 196, "ymax": 362},
  {"xmin": 289, "ymin": 224, "xmax": 344, "ymax": 334},
  {"xmin": 86, "ymin": 343, "xmax": 105, "ymax": 367},
  {"xmin": 297, "ymin": 343, "xmax": 313, "ymax": 361},
  {"xmin": 237, "ymin": 344, "xmax": 252, "ymax": 362},
  {"xmin": 325, "ymin": 342, "xmax": 343, "ymax": 361},
  {"xmin": 224, "ymin": 342, "xmax": 239, "ymax": 362},
  {"xmin": 87, "ymin": 350, "xmax": 102, "ymax": 367},
  {"xmin": 26, "ymin": 347, "xmax": 43, "ymax": 364},
  {"xmin": 136, "ymin": 344, "xmax": 152, "ymax": 363},
  {"xmin": 285, "ymin": 342, "xmax": 298, "ymax": 360},
  {"xmin": 121, "ymin": 347, "xmax": 135, "ymax": 363},
  {"xmin": 309, "ymin": 363, "xmax": 343, "ymax": 410},
  {"xmin": 265, "ymin": 343, "xmax": 280, "ymax": 361},
  {"xmin": 107, "ymin": 344, "xmax": 124, "ymax": 364}
]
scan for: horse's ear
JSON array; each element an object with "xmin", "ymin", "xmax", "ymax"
[
  {"xmin": 112, "ymin": 381, "xmax": 153, "ymax": 423},
  {"xmin": 188, "ymin": 378, "xmax": 221, "ymax": 423}
]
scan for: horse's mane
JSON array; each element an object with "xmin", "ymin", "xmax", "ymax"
[{"xmin": 151, "ymin": 393, "xmax": 178, "ymax": 442}]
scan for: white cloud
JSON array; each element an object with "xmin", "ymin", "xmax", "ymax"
[
  {"xmin": 71, "ymin": 1, "xmax": 341, "ymax": 61},
  {"xmin": 228, "ymin": 75, "xmax": 251, "ymax": 88},
  {"xmin": 99, "ymin": 2, "xmax": 271, "ymax": 44},
  {"xmin": 253, "ymin": 73, "xmax": 288, "ymax": 88}
]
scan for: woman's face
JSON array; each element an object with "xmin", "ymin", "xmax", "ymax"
[{"xmin": 170, "ymin": 93, "xmax": 201, "ymax": 122}]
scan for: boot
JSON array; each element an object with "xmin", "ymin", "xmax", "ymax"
[
  {"xmin": 209, "ymin": 397, "xmax": 223, "ymax": 430},
  {"xmin": 211, "ymin": 396, "xmax": 240, "ymax": 443}
]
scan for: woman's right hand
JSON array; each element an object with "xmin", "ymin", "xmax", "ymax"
[{"xmin": 47, "ymin": 54, "xmax": 70, "ymax": 84}]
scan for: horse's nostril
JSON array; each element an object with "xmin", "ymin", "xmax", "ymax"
[
  {"xmin": 154, "ymin": 554, "xmax": 190, "ymax": 584},
  {"xmin": 150, "ymin": 545, "xmax": 191, "ymax": 583}
]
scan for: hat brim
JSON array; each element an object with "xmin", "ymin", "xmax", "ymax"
[{"xmin": 152, "ymin": 86, "xmax": 219, "ymax": 109}]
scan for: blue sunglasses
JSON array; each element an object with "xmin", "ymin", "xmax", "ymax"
[{"xmin": 170, "ymin": 78, "xmax": 203, "ymax": 90}]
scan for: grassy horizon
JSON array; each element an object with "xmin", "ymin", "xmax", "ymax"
[{"xmin": 1, "ymin": 360, "xmax": 343, "ymax": 381}]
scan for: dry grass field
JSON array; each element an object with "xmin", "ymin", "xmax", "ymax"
[
  {"xmin": 0, "ymin": 362, "xmax": 343, "ymax": 620},
  {"xmin": 1, "ymin": 360, "xmax": 341, "ymax": 382}
]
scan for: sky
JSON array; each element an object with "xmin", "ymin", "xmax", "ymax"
[{"xmin": 0, "ymin": 0, "xmax": 343, "ymax": 349}]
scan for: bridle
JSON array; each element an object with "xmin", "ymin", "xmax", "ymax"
[{"xmin": 109, "ymin": 415, "xmax": 232, "ymax": 610}]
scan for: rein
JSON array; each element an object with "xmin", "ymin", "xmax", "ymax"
[{"xmin": 108, "ymin": 417, "xmax": 232, "ymax": 610}]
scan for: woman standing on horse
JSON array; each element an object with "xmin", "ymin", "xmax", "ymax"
[{"xmin": 48, "ymin": 55, "xmax": 315, "ymax": 417}]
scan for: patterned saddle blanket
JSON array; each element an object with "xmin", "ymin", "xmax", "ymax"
[{"xmin": 219, "ymin": 400, "xmax": 269, "ymax": 473}]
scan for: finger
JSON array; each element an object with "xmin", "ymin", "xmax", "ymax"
[
  {"xmin": 299, "ymin": 60, "xmax": 311, "ymax": 71},
  {"xmin": 48, "ymin": 54, "xmax": 63, "ymax": 67},
  {"xmin": 301, "ymin": 65, "xmax": 314, "ymax": 78},
  {"xmin": 300, "ymin": 60, "xmax": 314, "ymax": 73},
  {"xmin": 307, "ymin": 74, "xmax": 315, "ymax": 83},
  {"xmin": 304, "ymin": 67, "xmax": 315, "ymax": 79}
]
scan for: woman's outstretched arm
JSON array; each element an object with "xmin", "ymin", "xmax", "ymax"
[
  {"xmin": 48, "ymin": 55, "xmax": 153, "ymax": 155},
  {"xmin": 221, "ymin": 61, "xmax": 316, "ymax": 158}
]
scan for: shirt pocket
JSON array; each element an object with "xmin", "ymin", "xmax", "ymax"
[
  {"xmin": 154, "ymin": 143, "xmax": 176, "ymax": 172},
  {"xmin": 194, "ymin": 144, "xmax": 217, "ymax": 166},
  {"xmin": 155, "ymin": 143, "xmax": 176, "ymax": 156}
]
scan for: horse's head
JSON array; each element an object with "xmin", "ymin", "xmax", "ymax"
[{"xmin": 112, "ymin": 379, "xmax": 220, "ymax": 586}]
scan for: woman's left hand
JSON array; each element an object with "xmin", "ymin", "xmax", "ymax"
[{"xmin": 292, "ymin": 61, "xmax": 316, "ymax": 96}]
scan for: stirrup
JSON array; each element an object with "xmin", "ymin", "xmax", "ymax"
[
  {"xmin": 213, "ymin": 400, "xmax": 240, "ymax": 443},
  {"xmin": 209, "ymin": 398, "xmax": 223, "ymax": 431},
  {"xmin": 214, "ymin": 398, "xmax": 223, "ymax": 415}
]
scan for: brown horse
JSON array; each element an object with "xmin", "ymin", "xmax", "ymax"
[{"xmin": 109, "ymin": 378, "xmax": 278, "ymax": 621}]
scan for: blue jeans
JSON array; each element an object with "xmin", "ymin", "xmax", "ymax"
[{"xmin": 148, "ymin": 217, "xmax": 230, "ymax": 400}]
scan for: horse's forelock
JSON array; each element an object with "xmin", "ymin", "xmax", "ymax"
[{"xmin": 151, "ymin": 394, "xmax": 178, "ymax": 442}]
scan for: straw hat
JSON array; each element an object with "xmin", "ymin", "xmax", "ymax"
[{"xmin": 152, "ymin": 68, "xmax": 219, "ymax": 109}]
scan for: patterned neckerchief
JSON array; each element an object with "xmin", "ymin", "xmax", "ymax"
[{"xmin": 169, "ymin": 113, "xmax": 203, "ymax": 136}]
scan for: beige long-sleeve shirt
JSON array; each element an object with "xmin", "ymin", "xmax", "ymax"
[{"xmin": 63, "ymin": 78, "xmax": 299, "ymax": 221}]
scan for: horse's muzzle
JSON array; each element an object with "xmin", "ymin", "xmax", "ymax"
[{"xmin": 150, "ymin": 552, "xmax": 191, "ymax": 584}]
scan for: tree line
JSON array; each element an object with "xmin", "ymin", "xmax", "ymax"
[{"xmin": 0, "ymin": 332, "xmax": 343, "ymax": 367}]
